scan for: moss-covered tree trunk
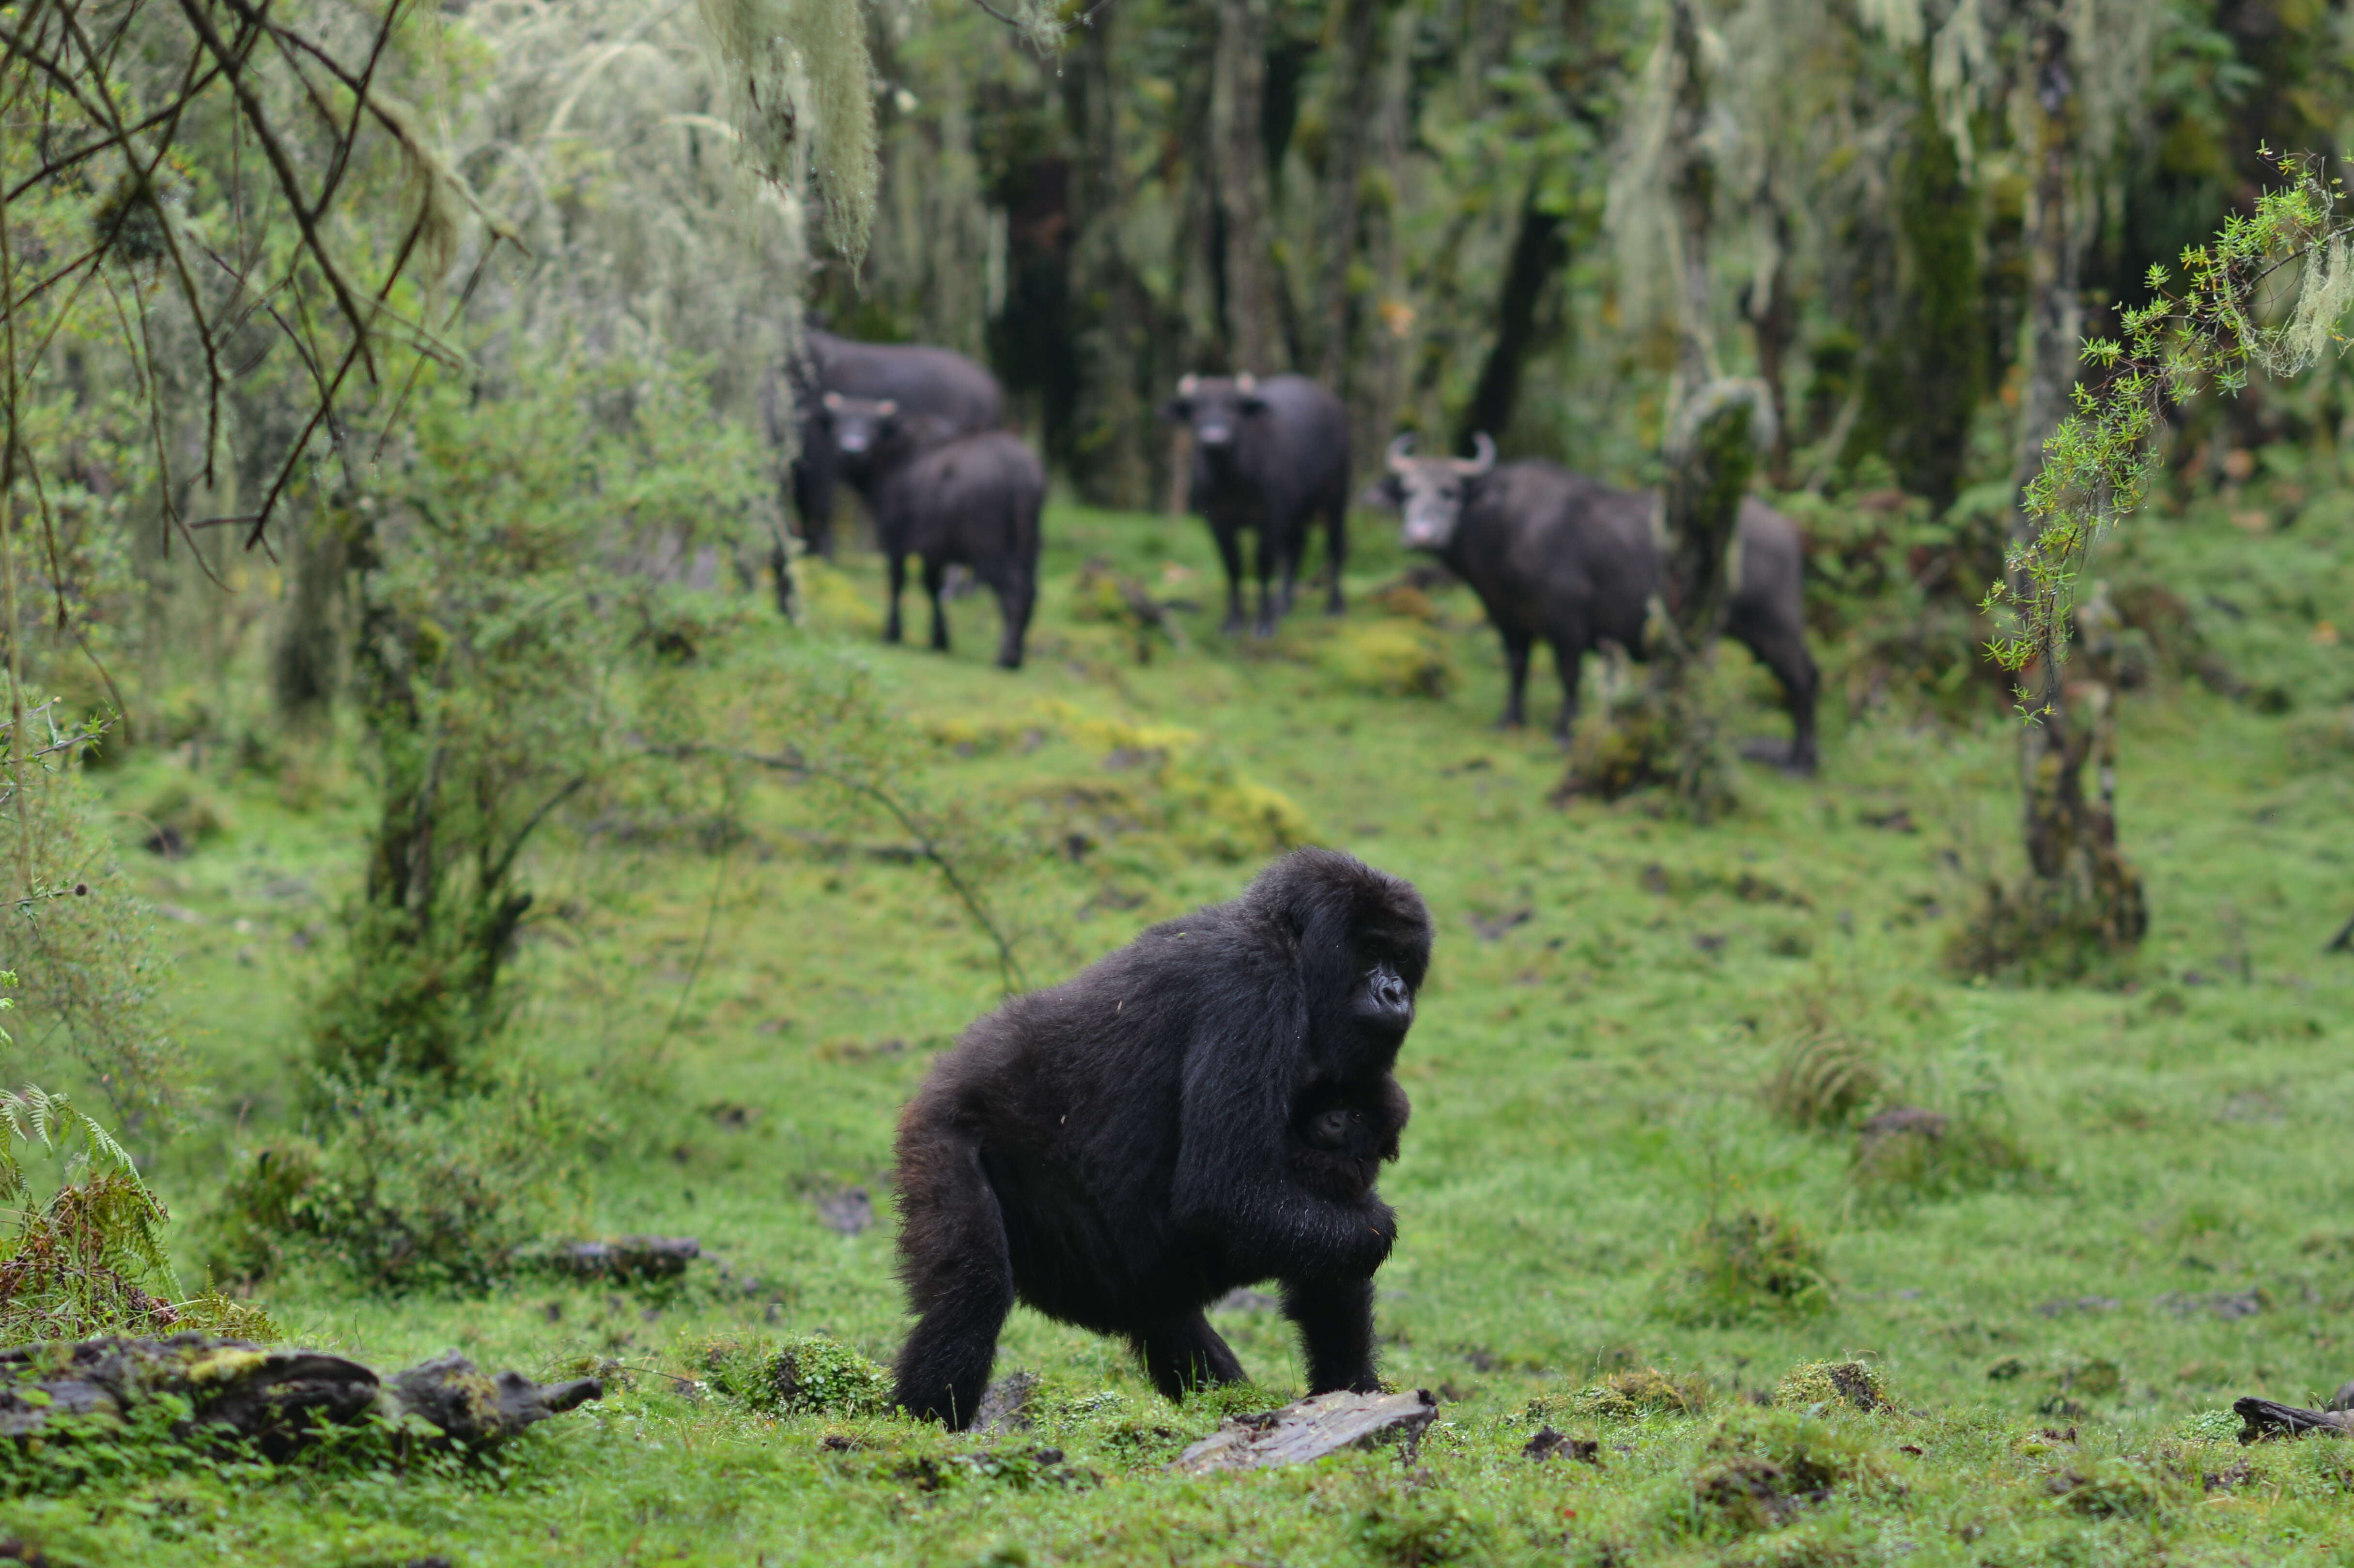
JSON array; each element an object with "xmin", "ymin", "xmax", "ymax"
[
  {"xmin": 1210, "ymin": 0, "xmax": 1287, "ymax": 373},
  {"xmin": 1311, "ymin": 0, "xmax": 1389, "ymax": 388},
  {"xmin": 1959, "ymin": 7, "xmax": 2147, "ymax": 979},
  {"xmin": 1559, "ymin": 0, "xmax": 1764, "ymax": 820},
  {"xmin": 1065, "ymin": 10, "xmax": 1153, "ymax": 508}
]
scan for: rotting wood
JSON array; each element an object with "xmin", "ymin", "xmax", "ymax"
[
  {"xmin": 1169, "ymin": 1388, "xmax": 1437, "ymax": 1474},
  {"xmin": 551, "ymin": 1236, "xmax": 701, "ymax": 1282},
  {"xmin": 0, "ymin": 1334, "xmax": 600, "ymax": 1458},
  {"xmin": 2234, "ymin": 1396, "xmax": 2353, "ymax": 1442}
]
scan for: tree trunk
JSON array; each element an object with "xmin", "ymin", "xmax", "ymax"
[
  {"xmin": 1558, "ymin": 0, "xmax": 1760, "ymax": 819},
  {"xmin": 1994, "ymin": 7, "xmax": 2146, "ymax": 970},
  {"xmin": 1064, "ymin": 11, "xmax": 1153, "ymax": 508},
  {"xmin": 1312, "ymin": 0, "xmax": 1386, "ymax": 387},
  {"xmin": 1456, "ymin": 180, "xmax": 1566, "ymax": 451},
  {"xmin": 1211, "ymin": 0, "xmax": 1287, "ymax": 374}
]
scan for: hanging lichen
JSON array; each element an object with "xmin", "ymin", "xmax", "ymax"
[{"xmin": 697, "ymin": 0, "xmax": 880, "ymax": 265}]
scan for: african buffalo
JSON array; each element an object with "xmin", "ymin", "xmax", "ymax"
[
  {"xmin": 1159, "ymin": 373, "xmax": 1350, "ymax": 635},
  {"xmin": 769, "ymin": 329, "xmax": 1004, "ymax": 557},
  {"xmin": 1372, "ymin": 437, "xmax": 1819, "ymax": 772},
  {"xmin": 825, "ymin": 396, "xmax": 1043, "ymax": 670}
]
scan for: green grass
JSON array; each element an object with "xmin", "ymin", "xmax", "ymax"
[{"xmin": 3, "ymin": 489, "xmax": 2352, "ymax": 1565}]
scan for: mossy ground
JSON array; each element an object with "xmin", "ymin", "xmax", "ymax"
[{"xmin": 4, "ymin": 488, "xmax": 2350, "ymax": 1565}]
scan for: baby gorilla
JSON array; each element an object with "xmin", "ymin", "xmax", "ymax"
[{"xmin": 891, "ymin": 848, "xmax": 1433, "ymax": 1427}]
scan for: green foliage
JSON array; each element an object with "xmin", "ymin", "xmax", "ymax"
[
  {"xmin": 202, "ymin": 1076, "xmax": 580, "ymax": 1294},
  {"xmin": 0, "ymin": 1084, "xmax": 178, "ymax": 1341},
  {"xmin": 1316, "ymin": 621, "xmax": 1457, "ymax": 700},
  {"xmin": 1659, "ymin": 1209, "xmax": 1833, "ymax": 1326},
  {"xmin": 1773, "ymin": 1360, "xmax": 1887, "ymax": 1414},
  {"xmin": 693, "ymin": 1332, "xmax": 892, "ymax": 1417},
  {"xmin": 1564, "ymin": 1366, "xmax": 1714, "ymax": 1421},
  {"xmin": 0, "ymin": 757, "xmax": 186, "ymax": 1132},
  {"xmin": 316, "ymin": 353, "xmax": 765, "ymax": 1084},
  {"xmin": 1995, "ymin": 152, "xmax": 2354, "ymax": 683},
  {"xmin": 1686, "ymin": 1410, "xmax": 1889, "ymax": 1538}
]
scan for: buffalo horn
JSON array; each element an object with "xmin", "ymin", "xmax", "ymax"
[
  {"xmin": 1455, "ymin": 432, "xmax": 1497, "ymax": 476},
  {"xmin": 1386, "ymin": 433, "xmax": 1418, "ymax": 474}
]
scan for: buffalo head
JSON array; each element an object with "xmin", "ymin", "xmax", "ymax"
[
  {"xmin": 1159, "ymin": 373, "xmax": 1270, "ymax": 455},
  {"xmin": 821, "ymin": 391, "xmax": 901, "ymax": 461},
  {"xmin": 1364, "ymin": 432, "xmax": 1495, "ymax": 552}
]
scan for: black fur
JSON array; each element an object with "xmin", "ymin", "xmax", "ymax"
[
  {"xmin": 767, "ymin": 329, "xmax": 1003, "ymax": 558},
  {"xmin": 1373, "ymin": 454, "xmax": 1820, "ymax": 770},
  {"xmin": 824, "ymin": 397, "xmax": 1045, "ymax": 670},
  {"xmin": 1159, "ymin": 374, "xmax": 1352, "ymax": 635},
  {"xmin": 890, "ymin": 848, "xmax": 1433, "ymax": 1428}
]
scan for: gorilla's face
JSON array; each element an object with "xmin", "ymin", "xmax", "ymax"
[{"xmin": 1354, "ymin": 961, "xmax": 1414, "ymax": 1040}]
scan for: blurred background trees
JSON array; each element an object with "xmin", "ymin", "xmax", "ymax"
[{"xmin": 3, "ymin": 0, "xmax": 2353, "ymax": 1149}]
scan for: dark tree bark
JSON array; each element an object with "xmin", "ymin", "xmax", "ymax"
[
  {"xmin": 1211, "ymin": 0, "xmax": 1288, "ymax": 373},
  {"xmin": 1064, "ymin": 11, "xmax": 1153, "ymax": 508},
  {"xmin": 1456, "ymin": 181, "xmax": 1566, "ymax": 451},
  {"xmin": 1999, "ymin": 7, "xmax": 2147, "ymax": 965},
  {"xmin": 1312, "ymin": 0, "xmax": 1388, "ymax": 387}
]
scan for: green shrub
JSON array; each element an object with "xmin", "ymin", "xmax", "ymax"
[
  {"xmin": 1774, "ymin": 1360, "xmax": 1888, "ymax": 1413},
  {"xmin": 203, "ymin": 1076, "xmax": 580, "ymax": 1293},
  {"xmin": 0, "ymin": 1085, "xmax": 181, "ymax": 1341},
  {"xmin": 1317, "ymin": 620, "xmax": 1456, "ymax": 699},
  {"xmin": 1687, "ymin": 1411, "xmax": 1888, "ymax": 1537},
  {"xmin": 1764, "ymin": 1030, "xmax": 1886, "ymax": 1132},
  {"xmin": 1660, "ymin": 1209, "xmax": 1834, "ymax": 1325},
  {"xmin": 1564, "ymin": 1366, "xmax": 1714, "ymax": 1421},
  {"xmin": 693, "ymin": 1332, "xmax": 892, "ymax": 1416}
]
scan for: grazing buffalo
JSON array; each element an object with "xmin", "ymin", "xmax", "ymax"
[
  {"xmin": 825, "ymin": 396, "xmax": 1043, "ymax": 670},
  {"xmin": 1372, "ymin": 437, "xmax": 1819, "ymax": 772},
  {"xmin": 1160, "ymin": 373, "xmax": 1351, "ymax": 635},
  {"xmin": 769, "ymin": 329, "xmax": 1004, "ymax": 557}
]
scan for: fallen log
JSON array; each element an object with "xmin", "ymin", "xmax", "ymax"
[
  {"xmin": 2234, "ymin": 1396, "xmax": 2353, "ymax": 1443},
  {"xmin": 0, "ymin": 1334, "xmax": 600, "ymax": 1459},
  {"xmin": 1169, "ymin": 1389, "xmax": 1438, "ymax": 1475}
]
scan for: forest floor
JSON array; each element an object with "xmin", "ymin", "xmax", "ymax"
[{"xmin": 3, "ymin": 486, "xmax": 2352, "ymax": 1565}]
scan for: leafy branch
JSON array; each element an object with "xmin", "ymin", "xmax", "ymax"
[{"xmin": 1986, "ymin": 150, "xmax": 2354, "ymax": 692}]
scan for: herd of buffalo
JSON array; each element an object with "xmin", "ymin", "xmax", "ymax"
[{"xmin": 774, "ymin": 328, "xmax": 1818, "ymax": 771}]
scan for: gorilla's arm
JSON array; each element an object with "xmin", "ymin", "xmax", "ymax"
[{"xmin": 1168, "ymin": 999, "xmax": 1395, "ymax": 1281}]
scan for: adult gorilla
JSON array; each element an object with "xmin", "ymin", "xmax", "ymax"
[{"xmin": 890, "ymin": 849, "xmax": 1433, "ymax": 1428}]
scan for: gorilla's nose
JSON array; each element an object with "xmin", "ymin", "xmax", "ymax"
[{"xmin": 1373, "ymin": 972, "xmax": 1410, "ymax": 1011}]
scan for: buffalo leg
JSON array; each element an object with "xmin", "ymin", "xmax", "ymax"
[
  {"xmin": 1253, "ymin": 530, "xmax": 1281, "ymax": 636},
  {"xmin": 986, "ymin": 562, "xmax": 1034, "ymax": 671},
  {"xmin": 1497, "ymin": 631, "xmax": 1533, "ymax": 728},
  {"xmin": 922, "ymin": 558, "xmax": 951, "ymax": 652},
  {"xmin": 1549, "ymin": 637, "xmax": 1585, "ymax": 742},
  {"xmin": 1283, "ymin": 1276, "xmax": 1378, "ymax": 1394},
  {"xmin": 1211, "ymin": 522, "xmax": 1248, "ymax": 634},
  {"xmin": 1732, "ymin": 615, "xmax": 1820, "ymax": 774},
  {"xmin": 883, "ymin": 553, "xmax": 908, "ymax": 644},
  {"xmin": 1323, "ymin": 500, "xmax": 1348, "ymax": 615},
  {"xmin": 1134, "ymin": 1311, "xmax": 1247, "ymax": 1400},
  {"xmin": 892, "ymin": 1134, "xmax": 1015, "ymax": 1429}
]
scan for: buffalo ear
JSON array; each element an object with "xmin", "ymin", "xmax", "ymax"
[
  {"xmin": 1359, "ymin": 477, "xmax": 1402, "ymax": 510},
  {"xmin": 821, "ymin": 391, "xmax": 845, "ymax": 412},
  {"xmin": 877, "ymin": 399, "xmax": 898, "ymax": 417}
]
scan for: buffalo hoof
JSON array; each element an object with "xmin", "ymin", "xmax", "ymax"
[{"xmin": 1739, "ymin": 737, "xmax": 1816, "ymax": 777}]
